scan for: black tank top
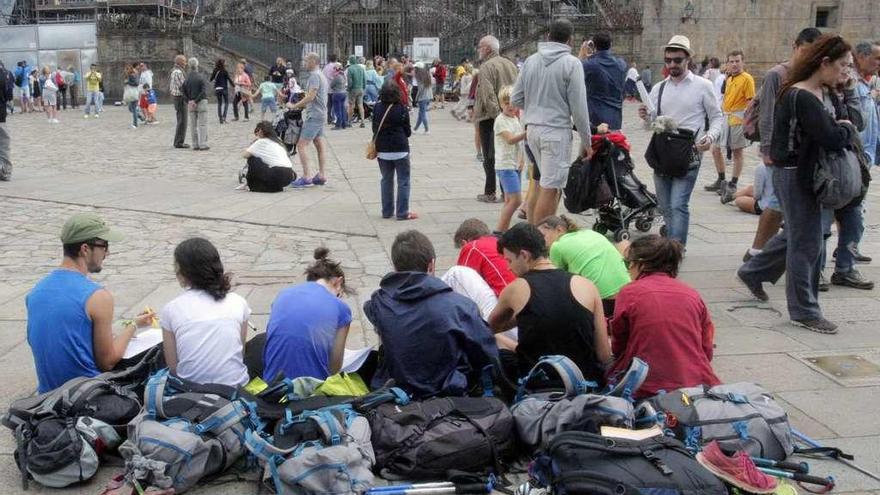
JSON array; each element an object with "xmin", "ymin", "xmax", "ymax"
[{"xmin": 515, "ymin": 269, "xmax": 604, "ymax": 386}]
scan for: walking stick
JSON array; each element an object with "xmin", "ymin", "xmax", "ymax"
[{"xmin": 792, "ymin": 428, "xmax": 880, "ymax": 482}]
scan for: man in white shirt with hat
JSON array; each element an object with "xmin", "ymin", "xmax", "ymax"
[{"xmin": 638, "ymin": 35, "xmax": 723, "ymax": 246}]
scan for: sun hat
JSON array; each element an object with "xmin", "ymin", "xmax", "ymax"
[
  {"xmin": 664, "ymin": 35, "xmax": 693, "ymax": 56},
  {"xmin": 60, "ymin": 213, "xmax": 123, "ymax": 244}
]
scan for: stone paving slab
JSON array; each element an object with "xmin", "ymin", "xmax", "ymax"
[{"xmin": 1, "ymin": 102, "xmax": 880, "ymax": 492}]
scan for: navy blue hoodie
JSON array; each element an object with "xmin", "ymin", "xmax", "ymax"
[{"xmin": 364, "ymin": 271, "xmax": 498, "ymax": 399}]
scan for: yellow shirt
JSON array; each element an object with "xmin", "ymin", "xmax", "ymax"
[
  {"xmin": 455, "ymin": 65, "xmax": 466, "ymax": 82},
  {"xmin": 85, "ymin": 71, "xmax": 102, "ymax": 92},
  {"xmin": 722, "ymin": 71, "xmax": 755, "ymax": 125}
]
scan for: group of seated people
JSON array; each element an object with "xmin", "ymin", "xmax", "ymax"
[{"xmin": 26, "ymin": 212, "xmax": 719, "ymax": 402}]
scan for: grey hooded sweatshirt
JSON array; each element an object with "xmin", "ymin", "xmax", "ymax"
[{"xmin": 511, "ymin": 42, "xmax": 591, "ymax": 146}]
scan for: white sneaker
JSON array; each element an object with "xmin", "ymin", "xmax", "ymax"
[
  {"xmin": 130, "ymin": 124, "xmax": 137, "ymax": 129},
  {"xmin": 83, "ymin": 114, "xmax": 89, "ymax": 119},
  {"xmin": 53, "ymin": 119, "xmax": 60, "ymax": 124},
  {"xmin": 94, "ymin": 113, "xmax": 100, "ymax": 118}
]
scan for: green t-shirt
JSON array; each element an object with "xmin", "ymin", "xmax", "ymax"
[
  {"xmin": 259, "ymin": 81, "xmax": 278, "ymax": 100},
  {"xmin": 549, "ymin": 230, "xmax": 630, "ymax": 299}
]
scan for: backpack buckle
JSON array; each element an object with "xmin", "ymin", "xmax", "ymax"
[{"xmin": 643, "ymin": 449, "xmax": 673, "ymax": 476}]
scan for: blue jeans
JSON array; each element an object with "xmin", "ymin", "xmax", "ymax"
[
  {"xmin": 378, "ymin": 156, "xmax": 411, "ymax": 219},
  {"xmin": 414, "ymin": 99, "xmax": 429, "ymax": 132},
  {"xmin": 831, "ymin": 200, "xmax": 864, "ymax": 274},
  {"xmin": 653, "ymin": 164, "xmax": 700, "ymax": 245},
  {"xmin": 215, "ymin": 88, "xmax": 229, "ymax": 121},
  {"xmin": 128, "ymin": 101, "xmax": 138, "ymax": 127},
  {"xmin": 84, "ymin": 90, "xmax": 100, "ymax": 115},
  {"xmin": 331, "ymin": 93, "xmax": 347, "ymax": 128}
]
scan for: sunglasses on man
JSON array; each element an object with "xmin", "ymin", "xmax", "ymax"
[{"xmin": 664, "ymin": 57, "xmax": 687, "ymax": 65}]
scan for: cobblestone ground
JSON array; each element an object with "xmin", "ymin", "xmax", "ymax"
[{"xmin": 2, "ymin": 101, "xmax": 880, "ymax": 493}]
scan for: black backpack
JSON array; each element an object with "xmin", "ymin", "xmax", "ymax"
[
  {"xmin": 532, "ymin": 431, "xmax": 727, "ymax": 495},
  {"xmin": 563, "ymin": 157, "xmax": 612, "ymax": 214},
  {"xmin": 364, "ymin": 396, "xmax": 515, "ymax": 479}
]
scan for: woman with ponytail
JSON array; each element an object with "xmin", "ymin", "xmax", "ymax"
[
  {"xmin": 606, "ymin": 235, "xmax": 720, "ymax": 399},
  {"xmin": 160, "ymin": 237, "xmax": 251, "ymax": 387},
  {"xmin": 262, "ymin": 247, "xmax": 353, "ymax": 381},
  {"xmin": 237, "ymin": 121, "xmax": 296, "ymax": 192},
  {"xmin": 537, "ymin": 215, "xmax": 630, "ymax": 314}
]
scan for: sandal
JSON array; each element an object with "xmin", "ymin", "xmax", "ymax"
[
  {"xmin": 517, "ymin": 209, "xmax": 527, "ymax": 220},
  {"xmin": 397, "ymin": 212, "xmax": 419, "ymax": 221}
]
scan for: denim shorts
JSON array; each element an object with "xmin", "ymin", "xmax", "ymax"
[
  {"xmin": 496, "ymin": 169, "xmax": 522, "ymax": 194},
  {"xmin": 261, "ymin": 98, "xmax": 277, "ymax": 114},
  {"xmin": 300, "ymin": 116, "xmax": 325, "ymax": 140}
]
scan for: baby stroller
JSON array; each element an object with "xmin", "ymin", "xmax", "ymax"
[
  {"xmin": 273, "ymin": 108, "xmax": 303, "ymax": 156},
  {"xmin": 563, "ymin": 132, "xmax": 660, "ymax": 242}
]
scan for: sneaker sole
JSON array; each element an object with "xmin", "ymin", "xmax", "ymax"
[
  {"xmin": 736, "ymin": 274, "xmax": 769, "ymax": 302},
  {"xmin": 831, "ymin": 280, "xmax": 875, "ymax": 290},
  {"xmin": 696, "ymin": 453, "xmax": 777, "ymax": 494},
  {"xmin": 791, "ymin": 320, "xmax": 838, "ymax": 334}
]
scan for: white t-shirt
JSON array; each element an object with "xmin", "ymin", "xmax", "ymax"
[
  {"xmin": 493, "ymin": 113, "xmax": 523, "ymax": 170},
  {"xmin": 626, "ymin": 67, "xmax": 639, "ymax": 81},
  {"xmin": 247, "ymin": 138, "xmax": 293, "ymax": 168},
  {"xmin": 441, "ymin": 266, "xmax": 518, "ymax": 341},
  {"xmin": 160, "ymin": 289, "xmax": 251, "ymax": 387}
]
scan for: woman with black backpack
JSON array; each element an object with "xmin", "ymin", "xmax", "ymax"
[{"xmin": 738, "ymin": 34, "xmax": 858, "ymax": 334}]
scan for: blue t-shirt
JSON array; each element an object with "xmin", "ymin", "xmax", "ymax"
[
  {"xmin": 263, "ymin": 282, "xmax": 352, "ymax": 381},
  {"xmin": 26, "ymin": 270, "xmax": 102, "ymax": 393}
]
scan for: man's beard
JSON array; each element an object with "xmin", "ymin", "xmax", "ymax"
[
  {"xmin": 669, "ymin": 67, "xmax": 684, "ymax": 77},
  {"xmin": 87, "ymin": 261, "xmax": 102, "ymax": 274}
]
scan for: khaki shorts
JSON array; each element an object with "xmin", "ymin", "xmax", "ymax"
[
  {"xmin": 719, "ymin": 122, "xmax": 749, "ymax": 150},
  {"xmin": 527, "ymin": 125, "xmax": 573, "ymax": 189}
]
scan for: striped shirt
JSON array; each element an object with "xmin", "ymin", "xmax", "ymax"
[{"xmin": 169, "ymin": 66, "xmax": 186, "ymax": 97}]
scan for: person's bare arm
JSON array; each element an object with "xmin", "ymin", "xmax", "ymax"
[
  {"xmin": 495, "ymin": 333, "xmax": 518, "ymax": 352},
  {"xmin": 329, "ymin": 324, "xmax": 350, "ymax": 375},
  {"xmin": 162, "ymin": 329, "xmax": 178, "ymax": 375},
  {"xmin": 88, "ymin": 289, "xmax": 145, "ymax": 371},
  {"xmin": 290, "ymin": 87, "xmax": 318, "ymax": 109},
  {"xmin": 500, "ymin": 130, "xmax": 526, "ymax": 145},
  {"xmin": 489, "ymin": 279, "xmax": 528, "ymax": 333},
  {"xmin": 570, "ymin": 276, "xmax": 612, "ymax": 364}
]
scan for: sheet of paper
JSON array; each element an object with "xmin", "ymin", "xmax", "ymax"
[
  {"xmin": 600, "ymin": 424, "xmax": 663, "ymax": 441},
  {"xmin": 123, "ymin": 328, "xmax": 163, "ymax": 358},
  {"xmin": 637, "ymin": 80, "xmax": 654, "ymax": 115},
  {"xmin": 341, "ymin": 347, "xmax": 373, "ymax": 373}
]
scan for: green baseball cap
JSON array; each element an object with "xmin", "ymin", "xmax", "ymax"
[{"xmin": 60, "ymin": 213, "xmax": 124, "ymax": 244}]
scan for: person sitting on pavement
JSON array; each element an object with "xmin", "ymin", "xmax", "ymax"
[
  {"xmin": 161, "ymin": 237, "xmax": 251, "ymax": 388},
  {"xmin": 727, "ymin": 162, "xmax": 778, "ymax": 217},
  {"xmin": 260, "ymin": 247, "xmax": 352, "ymax": 382},
  {"xmin": 27, "ymin": 213, "xmax": 155, "ymax": 393},
  {"xmin": 237, "ymin": 121, "xmax": 296, "ymax": 193},
  {"xmin": 489, "ymin": 223, "xmax": 611, "ymax": 384},
  {"xmin": 536, "ymin": 215, "xmax": 631, "ymax": 315},
  {"xmin": 440, "ymin": 265, "xmax": 519, "ymax": 351},
  {"xmin": 606, "ymin": 235, "xmax": 720, "ymax": 399},
  {"xmin": 364, "ymin": 230, "xmax": 498, "ymax": 398},
  {"xmin": 453, "ymin": 218, "xmax": 516, "ymax": 296}
]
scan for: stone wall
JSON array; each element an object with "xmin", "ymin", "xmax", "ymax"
[{"xmin": 638, "ymin": 0, "xmax": 880, "ymax": 81}]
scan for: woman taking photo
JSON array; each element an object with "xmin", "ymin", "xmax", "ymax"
[
  {"xmin": 160, "ymin": 238, "xmax": 251, "ymax": 387},
  {"xmin": 372, "ymin": 83, "xmax": 417, "ymax": 220},
  {"xmin": 737, "ymin": 34, "xmax": 857, "ymax": 334},
  {"xmin": 210, "ymin": 58, "xmax": 232, "ymax": 124},
  {"xmin": 237, "ymin": 121, "xmax": 296, "ymax": 192},
  {"xmin": 232, "ymin": 62, "xmax": 252, "ymax": 122},
  {"xmin": 607, "ymin": 235, "xmax": 720, "ymax": 399}
]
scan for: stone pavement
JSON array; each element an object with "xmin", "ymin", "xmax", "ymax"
[{"xmin": 2, "ymin": 102, "xmax": 880, "ymax": 494}]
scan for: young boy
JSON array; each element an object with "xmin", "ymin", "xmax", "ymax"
[
  {"xmin": 255, "ymin": 75, "xmax": 279, "ymax": 122},
  {"xmin": 143, "ymin": 83, "xmax": 158, "ymax": 123},
  {"xmin": 137, "ymin": 85, "xmax": 149, "ymax": 123},
  {"xmin": 493, "ymin": 86, "xmax": 526, "ymax": 232}
]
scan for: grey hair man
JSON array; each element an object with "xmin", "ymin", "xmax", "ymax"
[
  {"xmin": 511, "ymin": 18, "xmax": 592, "ymax": 224},
  {"xmin": 182, "ymin": 57, "xmax": 210, "ymax": 150},
  {"xmin": 170, "ymin": 54, "xmax": 189, "ymax": 148},
  {"xmin": 473, "ymin": 35, "xmax": 518, "ymax": 203},
  {"xmin": 287, "ymin": 52, "xmax": 330, "ymax": 187}
]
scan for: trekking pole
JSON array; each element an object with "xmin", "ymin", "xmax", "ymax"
[
  {"xmin": 756, "ymin": 467, "xmax": 834, "ymax": 490},
  {"xmin": 365, "ymin": 481, "xmax": 491, "ymax": 495},
  {"xmin": 792, "ymin": 428, "xmax": 880, "ymax": 482},
  {"xmin": 367, "ymin": 483, "xmax": 454, "ymax": 493},
  {"xmin": 751, "ymin": 457, "xmax": 810, "ymax": 474}
]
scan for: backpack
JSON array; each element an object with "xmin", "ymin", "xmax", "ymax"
[
  {"xmin": 563, "ymin": 156, "xmax": 611, "ymax": 214},
  {"xmin": 15, "ymin": 69, "xmax": 23, "ymax": 87},
  {"xmin": 118, "ymin": 369, "xmax": 254, "ymax": 493},
  {"xmin": 645, "ymin": 382, "xmax": 794, "ymax": 460},
  {"xmin": 531, "ymin": 431, "xmax": 728, "ymax": 495},
  {"xmin": 244, "ymin": 404, "xmax": 376, "ymax": 494},
  {"xmin": 54, "ymin": 71, "xmax": 66, "ymax": 90},
  {"xmin": 510, "ymin": 355, "xmax": 637, "ymax": 453},
  {"xmin": 742, "ymin": 94, "xmax": 761, "ymax": 142},
  {"xmin": 365, "ymin": 396, "xmax": 515, "ymax": 479},
  {"xmin": 6, "ymin": 377, "xmax": 141, "ymax": 489}
]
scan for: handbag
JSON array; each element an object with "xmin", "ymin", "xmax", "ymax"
[
  {"xmin": 644, "ymin": 80, "xmax": 697, "ymax": 178},
  {"xmin": 366, "ymin": 103, "xmax": 393, "ymax": 160}
]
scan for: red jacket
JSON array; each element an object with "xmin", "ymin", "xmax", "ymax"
[
  {"xmin": 606, "ymin": 273, "xmax": 720, "ymax": 399},
  {"xmin": 456, "ymin": 236, "xmax": 516, "ymax": 297}
]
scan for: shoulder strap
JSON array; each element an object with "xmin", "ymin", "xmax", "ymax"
[
  {"xmin": 515, "ymin": 355, "xmax": 595, "ymax": 402},
  {"xmin": 372, "ymin": 103, "xmax": 394, "ymax": 142},
  {"xmin": 144, "ymin": 369, "xmax": 171, "ymax": 418},
  {"xmin": 193, "ymin": 399, "xmax": 249, "ymax": 436},
  {"xmin": 787, "ymin": 88, "xmax": 800, "ymax": 153},
  {"xmin": 657, "ymin": 80, "xmax": 668, "ymax": 116},
  {"xmin": 604, "ymin": 357, "xmax": 649, "ymax": 401}
]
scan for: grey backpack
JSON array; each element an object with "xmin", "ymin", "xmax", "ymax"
[
  {"xmin": 646, "ymin": 382, "xmax": 794, "ymax": 460},
  {"xmin": 244, "ymin": 404, "xmax": 375, "ymax": 494},
  {"xmin": 511, "ymin": 355, "xmax": 641, "ymax": 453},
  {"xmin": 118, "ymin": 369, "xmax": 251, "ymax": 493}
]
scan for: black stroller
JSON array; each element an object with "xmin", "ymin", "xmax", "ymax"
[
  {"xmin": 273, "ymin": 108, "xmax": 303, "ymax": 156},
  {"xmin": 563, "ymin": 134, "xmax": 660, "ymax": 242}
]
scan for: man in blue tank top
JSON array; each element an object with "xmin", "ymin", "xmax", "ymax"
[{"xmin": 26, "ymin": 213, "xmax": 154, "ymax": 393}]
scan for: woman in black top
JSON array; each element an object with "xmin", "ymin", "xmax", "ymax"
[
  {"xmin": 210, "ymin": 58, "xmax": 231, "ymax": 124},
  {"xmin": 372, "ymin": 83, "xmax": 418, "ymax": 220},
  {"xmin": 738, "ymin": 34, "xmax": 856, "ymax": 334}
]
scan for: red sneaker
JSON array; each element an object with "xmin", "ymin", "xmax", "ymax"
[{"xmin": 696, "ymin": 441, "xmax": 777, "ymax": 494}]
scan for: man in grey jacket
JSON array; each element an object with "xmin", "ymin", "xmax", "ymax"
[
  {"xmin": 182, "ymin": 57, "xmax": 210, "ymax": 151},
  {"xmin": 511, "ymin": 18, "xmax": 592, "ymax": 225}
]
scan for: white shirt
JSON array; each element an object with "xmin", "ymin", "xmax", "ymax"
[
  {"xmin": 626, "ymin": 67, "xmax": 639, "ymax": 81},
  {"xmin": 648, "ymin": 71, "xmax": 723, "ymax": 142},
  {"xmin": 160, "ymin": 289, "xmax": 251, "ymax": 387},
  {"xmin": 713, "ymin": 74, "xmax": 726, "ymax": 106},
  {"xmin": 493, "ymin": 113, "xmax": 523, "ymax": 170},
  {"xmin": 246, "ymin": 138, "xmax": 293, "ymax": 168},
  {"xmin": 441, "ymin": 266, "xmax": 518, "ymax": 341}
]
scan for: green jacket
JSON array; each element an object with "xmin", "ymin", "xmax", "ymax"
[{"xmin": 347, "ymin": 56, "xmax": 366, "ymax": 91}]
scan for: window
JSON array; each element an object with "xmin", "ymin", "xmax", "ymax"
[{"xmin": 814, "ymin": 5, "xmax": 839, "ymax": 29}]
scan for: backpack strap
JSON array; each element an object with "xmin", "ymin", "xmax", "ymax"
[
  {"xmin": 193, "ymin": 400, "xmax": 249, "ymax": 436},
  {"xmin": 604, "ymin": 357, "xmax": 649, "ymax": 401},
  {"xmin": 302, "ymin": 408, "xmax": 347, "ymax": 446},
  {"xmin": 515, "ymin": 355, "xmax": 596, "ymax": 402},
  {"xmin": 656, "ymin": 80, "xmax": 668, "ymax": 117},
  {"xmin": 144, "ymin": 369, "xmax": 171, "ymax": 419},
  {"xmin": 353, "ymin": 387, "xmax": 409, "ymax": 411},
  {"xmin": 243, "ymin": 430, "xmax": 291, "ymax": 495}
]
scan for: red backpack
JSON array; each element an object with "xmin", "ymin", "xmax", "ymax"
[{"xmin": 54, "ymin": 71, "xmax": 66, "ymax": 89}]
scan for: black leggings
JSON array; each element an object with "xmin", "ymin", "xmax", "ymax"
[
  {"xmin": 216, "ymin": 88, "xmax": 229, "ymax": 121},
  {"xmin": 246, "ymin": 156, "xmax": 295, "ymax": 193},
  {"xmin": 233, "ymin": 92, "xmax": 249, "ymax": 120},
  {"xmin": 478, "ymin": 118, "xmax": 497, "ymax": 195}
]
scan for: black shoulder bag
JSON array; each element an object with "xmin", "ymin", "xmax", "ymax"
[{"xmin": 644, "ymin": 80, "xmax": 698, "ymax": 177}]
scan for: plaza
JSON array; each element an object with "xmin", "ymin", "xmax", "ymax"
[{"xmin": 2, "ymin": 101, "xmax": 880, "ymax": 493}]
